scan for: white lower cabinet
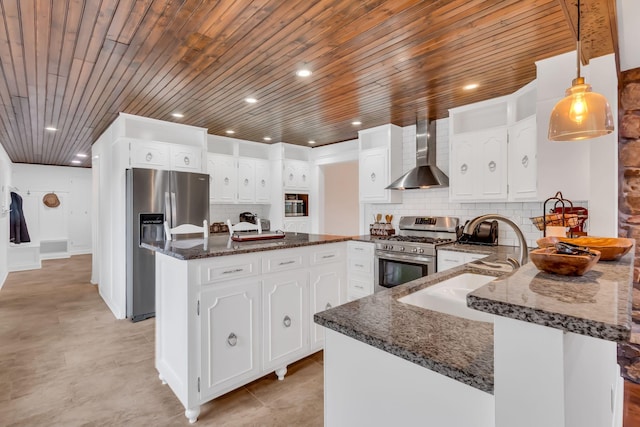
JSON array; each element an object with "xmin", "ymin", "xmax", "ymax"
[
  {"xmin": 155, "ymin": 242, "xmax": 347, "ymax": 423},
  {"xmin": 199, "ymin": 280, "xmax": 261, "ymax": 402},
  {"xmin": 263, "ymin": 271, "xmax": 309, "ymax": 376},
  {"xmin": 347, "ymin": 241, "xmax": 375, "ymax": 300},
  {"xmin": 437, "ymin": 249, "xmax": 487, "ymax": 272},
  {"xmin": 309, "ymin": 265, "xmax": 346, "ymax": 350}
]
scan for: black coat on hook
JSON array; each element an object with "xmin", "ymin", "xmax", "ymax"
[{"xmin": 9, "ymin": 191, "xmax": 30, "ymax": 244}]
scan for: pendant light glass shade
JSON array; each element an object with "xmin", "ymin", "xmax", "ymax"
[
  {"xmin": 548, "ymin": 77, "xmax": 615, "ymax": 141},
  {"xmin": 547, "ymin": 0, "xmax": 614, "ymax": 141}
]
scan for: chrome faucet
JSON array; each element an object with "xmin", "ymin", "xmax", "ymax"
[{"xmin": 466, "ymin": 214, "xmax": 529, "ymax": 267}]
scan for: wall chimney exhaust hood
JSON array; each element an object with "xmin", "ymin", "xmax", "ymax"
[{"xmin": 386, "ymin": 119, "xmax": 449, "ymax": 190}]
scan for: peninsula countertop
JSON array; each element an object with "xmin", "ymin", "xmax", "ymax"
[
  {"xmin": 315, "ymin": 245, "xmax": 634, "ymax": 394},
  {"xmin": 140, "ymin": 232, "xmax": 352, "ymax": 260}
]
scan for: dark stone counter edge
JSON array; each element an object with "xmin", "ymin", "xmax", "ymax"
[
  {"xmin": 314, "ymin": 314, "xmax": 494, "ymax": 394},
  {"xmin": 467, "ymin": 294, "xmax": 632, "ymax": 342},
  {"xmin": 141, "ymin": 235, "xmax": 353, "ymax": 260}
]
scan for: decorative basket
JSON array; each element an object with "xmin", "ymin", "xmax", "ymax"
[
  {"xmin": 370, "ymin": 224, "xmax": 395, "ymax": 236},
  {"xmin": 529, "ymin": 213, "xmax": 579, "ymax": 231}
]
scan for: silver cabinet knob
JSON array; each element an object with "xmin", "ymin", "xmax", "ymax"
[
  {"xmin": 183, "ymin": 156, "xmax": 190, "ymax": 165},
  {"xmin": 227, "ymin": 332, "xmax": 238, "ymax": 347},
  {"xmin": 302, "ymin": 174, "xmax": 306, "ymax": 182},
  {"xmin": 244, "ymin": 178, "xmax": 249, "ymax": 186},
  {"xmin": 325, "ymin": 302, "xmax": 332, "ymax": 310},
  {"xmin": 460, "ymin": 163, "xmax": 468, "ymax": 174},
  {"xmin": 260, "ymin": 179, "xmax": 266, "ymax": 187},
  {"xmin": 370, "ymin": 172, "xmax": 376, "ymax": 182},
  {"xmin": 146, "ymin": 152, "xmax": 153, "ymax": 162},
  {"xmin": 224, "ymin": 177, "xmax": 229, "ymax": 185},
  {"xmin": 521, "ymin": 155, "xmax": 529, "ymax": 167},
  {"xmin": 289, "ymin": 173, "xmax": 294, "ymax": 181},
  {"xmin": 488, "ymin": 161, "xmax": 496, "ymax": 172},
  {"xmin": 283, "ymin": 315, "xmax": 292, "ymax": 328}
]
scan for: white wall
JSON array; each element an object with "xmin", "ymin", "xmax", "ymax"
[
  {"xmin": 12, "ymin": 164, "xmax": 92, "ymax": 255},
  {"xmin": 363, "ymin": 119, "xmax": 588, "ymax": 248},
  {"xmin": 0, "ymin": 143, "xmax": 12, "ymax": 287},
  {"xmin": 321, "ymin": 161, "xmax": 359, "ymax": 236}
]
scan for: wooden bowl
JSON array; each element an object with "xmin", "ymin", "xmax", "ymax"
[
  {"xmin": 529, "ymin": 247, "xmax": 601, "ymax": 276},
  {"xmin": 536, "ymin": 236, "xmax": 633, "ymax": 261}
]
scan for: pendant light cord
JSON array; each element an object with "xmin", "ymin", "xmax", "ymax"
[{"xmin": 576, "ymin": 0, "xmax": 581, "ymax": 80}]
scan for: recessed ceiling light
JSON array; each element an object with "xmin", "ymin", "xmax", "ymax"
[
  {"xmin": 225, "ymin": 130, "xmax": 235, "ymax": 134},
  {"xmin": 308, "ymin": 140, "xmax": 316, "ymax": 145},
  {"xmin": 71, "ymin": 160, "xmax": 81, "ymax": 164},
  {"xmin": 296, "ymin": 69, "xmax": 312, "ymax": 77},
  {"xmin": 263, "ymin": 137, "xmax": 272, "ymax": 141},
  {"xmin": 245, "ymin": 97, "xmax": 258, "ymax": 104},
  {"xmin": 172, "ymin": 112, "xmax": 184, "ymax": 118},
  {"xmin": 352, "ymin": 121, "xmax": 362, "ymax": 126},
  {"xmin": 463, "ymin": 83, "xmax": 479, "ymax": 90},
  {"xmin": 45, "ymin": 126, "xmax": 57, "ymax": 131},
  {"xmin": 76, "ymin": 153, "xmax": 88, "ymax": 158}
]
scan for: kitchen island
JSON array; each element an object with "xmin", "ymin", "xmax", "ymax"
[
  {"xmin": 141, "ymin": 233, "xmax": 350, "ymax": 423},
  {"xmin": 315, "ymin": 251, "xmax": 633, "ymax": 427}
]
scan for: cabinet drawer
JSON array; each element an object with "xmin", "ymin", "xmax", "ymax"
[
  {"xmin": 348, "ymin": 276, "xmax": 373, "ymax": 296},
  {"xmin": 348, "ymin": 256, "xmax": 373, "ymax": 275},
  {"xmin": 199, "ymin": 256, "xmax": 261, "ymax": 284},
  {"xmin": 348, "ymin": 241, "xmax": 374, "ymax": 257},
  {"xmin": 263, "ymin": 251, "xmax": 306, "ymax": 274},
  {"xmin": 310, "ymin": 245, "xmax": 344, "ymax": 266}
]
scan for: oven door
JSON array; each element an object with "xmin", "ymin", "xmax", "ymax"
[{"xmin": 374, "ymin": 250, "xmax": 434, "ymax": 292}]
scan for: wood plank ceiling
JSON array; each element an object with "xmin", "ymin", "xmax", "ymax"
[{"xmin": 0, "ymin": 0, "xmax": 615, "ymax": 167}]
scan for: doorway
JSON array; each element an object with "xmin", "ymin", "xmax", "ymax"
[{"xmin": 320, "ymin": 161, "xmax": 359, "ymax": 236}]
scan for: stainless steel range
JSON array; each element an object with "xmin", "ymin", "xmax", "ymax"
[{"xmin": 374, "ymin": 216, "xmax": 459, "ymax": 292}]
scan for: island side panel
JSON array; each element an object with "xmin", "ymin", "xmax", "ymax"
[
  {"xmin": 155, "ymin": 252, "xmax": 197, "ymax": 410},
  {"xmin": 323, "ymin": 329, "xmax": 494, "ymax": 427}
]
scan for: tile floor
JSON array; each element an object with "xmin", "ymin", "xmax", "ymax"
[
  {"xmin": 1, "ymin": 255, "xmax": 639, "ymax": 426},
  {"xmin": 0, "ymin": 255, "xmax": 323, "ymax": 426}
]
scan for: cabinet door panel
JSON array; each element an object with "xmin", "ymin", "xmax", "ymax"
[
  {"xmin": 450, "ymin": 137, "xmax": 476, "ymax": 200},
  {"xmin": 237, "ymin": 158, "xmax": 255, "ymax": 203},
  {"xmin": 263, "ymin": 272, "xmax": 308, "ymax": 370},
  {"xmin": 359, "ymin": 148, "xmax": 388, "ymax": 202},
  {"xmin": 509, "ymin": 116, "xmax": 537, "ymax": 200},
  {"xmin": 254, "ymin": 160, "xmax": 271, "ymax": 203},
  {"xmin": 130, "ymin": 142, "xmax": 170, "ymax": 169},
  {"xmin": 171, "ymin": 145, "xmax": 202, "ymax": 172},
  {"xmin": 209, "ymin": 154, "xmax": 236, "ymax": 203},
  {"xmin": 200, "ymin": 280, "xmax": 260, "ymax": 400},
  {"xmin": 310, "ymin": 267, "xmax": 345, "ymax": 350},
  {"xmin": 479, "ymin": 129, "xmax": 508, "ymax": 199}
]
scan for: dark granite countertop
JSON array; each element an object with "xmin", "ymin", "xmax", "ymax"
[
  {"xmin": 315, "ymin": 263, "xmax": 500, "ymax": 394},
  {"xmin": 468, "ymin": 252, "xmax": 634, "ymax": 342},
  {"xmin": 141, "ymin": 233, "xmax": 352, "ymax": 260}
]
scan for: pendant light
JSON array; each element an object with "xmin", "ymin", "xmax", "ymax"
[{"xmin": 548, "ymin": 0, "xmax": 614, "ymax": 141}]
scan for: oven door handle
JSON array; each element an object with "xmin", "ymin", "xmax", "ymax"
[{"xmin": 376, "ymin": 250, "xmax": 434, "ymax": 264}]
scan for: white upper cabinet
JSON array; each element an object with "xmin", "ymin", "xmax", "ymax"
[
  {"xmin": 358, "ymin": 124, "xmax": 402, "ymax": 203},
  {"xmin": 208, "ymin": 153, "xmax": 237, "ymax": 203},
  {"xmin": 130, "ymin": 141, "xmax": 171, "ymax": 169},
  {"xmin": 207, "ymin": 154, "xmax": 272, "ymax": 204},
  {"xmin": 237, "ymin": 158, "xmax": 255, "ymax": 203},
  {"xmin": 170, "ymin": 144, "xmax": 202, "ymax": 172},
  {"xmin": 508, "ymin": 115, "xmax": 537, "ymax": 201},
  {"xmin": 449, "ymin": 96, "xmax": 509, "ymax": 202},
  {"xmin": 283, "ymin": 159, "xmax": 310, "ymax": 191}
]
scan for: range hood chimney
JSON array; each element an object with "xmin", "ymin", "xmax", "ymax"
[{"xmin": 386, "ymin": 119, "xmax": 449, "ymax": 190}]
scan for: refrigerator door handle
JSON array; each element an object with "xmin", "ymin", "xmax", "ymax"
[
  {"xmin": 164, "ymin": 192, "xmax": 171, "ymax": 227},
  {"xmin": 171, "ymin": 192, "xmax": 177, "ymax": 226}
]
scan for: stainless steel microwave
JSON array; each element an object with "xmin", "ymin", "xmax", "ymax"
[{"xmin": 285, "ymin": 199, "xmax": 306, "ymax": 216}]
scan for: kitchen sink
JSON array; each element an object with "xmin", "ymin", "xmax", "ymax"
[{"xmin": 397, "ymin": 273, "xmax": 496, "ymax": 322}]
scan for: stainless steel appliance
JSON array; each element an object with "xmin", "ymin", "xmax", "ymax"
[
  {"xmin": 126, "ymin": 168, "xmax": 209, "ymax": 322},
  {"xmin": 374, "ymin": 216, "xmax": 459, "ymax": 292}
]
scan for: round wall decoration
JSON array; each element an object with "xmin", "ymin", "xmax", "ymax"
[{"xmin": 43, "ymin": 192, "xmax": 60, "ymax": 208}]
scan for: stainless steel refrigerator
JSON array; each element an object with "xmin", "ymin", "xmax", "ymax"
[{"xmin": 126, "ymin": 168, "xmax": 209, "ymax": 322}]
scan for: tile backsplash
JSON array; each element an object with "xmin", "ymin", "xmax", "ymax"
[
  {"xmin": 363, "ymin": 119, "xmax": 588, "ymax": 248},
  {"xmin": 210, "ymin": 204, "xmax": 270, "ymax": 224}
]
